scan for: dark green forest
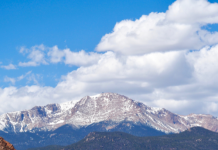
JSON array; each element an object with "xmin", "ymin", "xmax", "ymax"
[{"xmin": 28, "ymin": 127, "xmax": 218, "ymax": 150}]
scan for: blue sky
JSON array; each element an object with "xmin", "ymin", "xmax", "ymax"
[
  {"xmin": 0, "ymin": 0, "xmax": 178, "ymax": 87},
  {"xmin": 1, "ymin": 0, "xmax": 218, "ymax": 87},
  {"xmin": 1, "ymin": 0, "xmax": 218, "ymax": 116}
]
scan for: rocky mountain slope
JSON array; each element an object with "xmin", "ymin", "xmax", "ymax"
[
  {"xmin": 0, "ymin": 93, "xmax": 218, "ymax": 134},
  {"xmin": 28, "ymin": 127, "xmax": 218, "ymax": 150},
  {"xmin": 0, "ymin": 122, "xmax": 165, "ymax": 150},
  {"xmin": 0, "ymin": 137, "xmax": 15, "ymax": 150}
]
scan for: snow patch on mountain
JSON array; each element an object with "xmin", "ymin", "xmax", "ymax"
[
  {"xmin": 0, "ymin": 93, "xmax": 218, "ymax": 134},
  {"xmin": 59, "ymin": 100, "xmax": 79, "ymax": 111},
  {"xmin": 90, "ymin": 94, "xmax": 102, "ymax": 99}
]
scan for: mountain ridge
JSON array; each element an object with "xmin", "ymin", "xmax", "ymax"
[
  {"xmin": 0, "ymin": 93, "xmax": 218, "ymax": 134},
  {"xmin": 27, "ymin": 127, "xmax": 218, "ymax": 150},
  {"xmin": 1, "ymin": 121, "xmax": 165, "ymax": 150}
]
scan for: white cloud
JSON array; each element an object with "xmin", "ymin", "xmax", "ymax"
[
  {"xmin": 1, "ymin": 44, "xmax": 218, "ymax": 116},
  {"xmin": 166, "ymin": 0, "xmax": 218, "ymax": 24},
  {"xmin": 19, "ymin": 46, "xmax": 28, "ymax": 54},
  {"xmin": 26, "ymin": 73, "xmax": 41, "ymax": 85},
  {"xmin": 47, "ymin": 46, "xmax": 101, "ymax": 66},
  {"xmin": 1, "ymin": 64, "xmax": 16, "ymax": 70},
  {"xmin": 47, "ymin": 46, "xmax": 65, "ymax": 63},
  {"xmin": 19, "ymin": 45, "xmax": 101, "ymax": 67},
  {"xmin": 1, "ymin": 0, "xmax": 218, "ymax": 118},
  {"xmin": 96, "ymin": 0, "xmax": 218, "ymax": 55},
  {"xmin": 19, "ymin": 44, "xmax": 48, "ymax": 67},
  {"xmin": 4, "ymin": 76, "xmax": 16, "ymax": 85},
  {"xmin": 63, "ymin": 49, "xmax": 101, "ymax": 66},
  {"xmin": 187, "ymin": 45, "xmax": 218, "ymax": 86},
  {"xmin": 0, "ymin": 86, "xmax": 54, "ymax": 114},
  {"xmin": 3, "ymin": 71, "xmax": 40, "ymax": 87},
  {"xmin": 17, "ymin": 71, "xmax": 32, "ymax": 81}
]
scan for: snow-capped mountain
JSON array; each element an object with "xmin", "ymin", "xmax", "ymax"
[{"xmin": 0, "ymin": 93, "xmax": 218, "ymax": 134}]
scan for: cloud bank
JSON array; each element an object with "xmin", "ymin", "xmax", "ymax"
[
  {"xmin": 96, "ymin": 0, "xmax": 218, "ymax": 55},
  {"xmin": 1, "ymin": 0, "xmax": 218, "ymax": 117}
]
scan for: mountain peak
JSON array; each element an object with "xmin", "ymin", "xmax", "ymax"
[
  {"xmin": 88, "ymin": 92, "xmax": 128, "ymax": 99},
  {"xmin": 0, "ymin": 93, "xmax": 218, "ymax": 134}
]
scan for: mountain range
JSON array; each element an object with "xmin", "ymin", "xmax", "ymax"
[
  {"xmin": 0, "ymin": 93, "xmax": 218, "ymax": 149},
  {"xmin": 28, "ymin": 127, "xmax": 218, "ymax": 150}
]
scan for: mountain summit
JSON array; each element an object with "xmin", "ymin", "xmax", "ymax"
[{"xmin": 0, "ymin": 93, "xmax": 218, "ymax": 133}]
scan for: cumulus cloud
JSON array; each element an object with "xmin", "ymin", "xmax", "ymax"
[
  {"xmin": 19, "ymin": 45, "xmax": 48, "ymax": 67},
  {"xmin": 47, "ymin": 46, "xmax": 101, "ymax": 66},
  {"xmin": 19, "ymin": 45, "xmax": 101, "ymax": 67},
  {"xmin": 1, "ymin": 0, "xmax": 218, "ymax": 117},
  {"xmin": 47, "ymin": 46, "xmax": 65, "ymax": 63},
  {"xmin": 57, "ymin": 45, "xmax": 218, "ymax": 115},
  {"xmin": 96, "ymin": 0, "xmax": 218, "ymax": 55},
  {"xmin": 187, "ymin": 45, "xmax": 218, "ymax": 86},
  {"xmin": 1, "ymin": 44, "xmax": 218, "ymax": 116},
  {"xmin": 166, "ymin": 0, "xmax": 218, "ymax": 24},
  {"xmin": 1, "ymin": 64, "xmax": 16, "ymax": 70},
  {"xmin": 63, "ymin": 49, "xmax": 101, "ymax": 66}
]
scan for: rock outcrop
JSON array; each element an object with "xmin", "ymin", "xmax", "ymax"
[{"xmin": 0, "ymin": 137, "xmax": 15, "ymax": 150}]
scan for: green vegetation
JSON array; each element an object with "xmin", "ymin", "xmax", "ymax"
[
  {"xmin": 28, "ymin": 127, "xmax": 218, "ymax": 150},
  {"xmin": 1, "ymin": 121, "xmax": 165, "ymax": 150}
]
